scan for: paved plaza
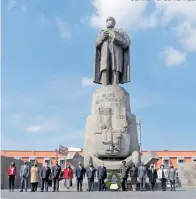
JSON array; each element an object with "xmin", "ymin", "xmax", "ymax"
[{"xmin": 1, "ymin": 188, "xmax": 196, "ymax": 199}]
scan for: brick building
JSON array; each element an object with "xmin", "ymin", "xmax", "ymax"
[
  {"xmin": 142, "ymin": 150, "xmax": 196, "ymax": 168},
  {"xmin": 0, "ymin": 148, "xmax": 83, "ymax": 169},
  {"xmin": 1, "ymin": 149, "xmax": 196, "ymax": 169}
]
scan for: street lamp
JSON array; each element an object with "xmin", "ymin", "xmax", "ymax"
[{"xmin": 136, "ymin": 118, "xmax": 142, "ymax": 154}]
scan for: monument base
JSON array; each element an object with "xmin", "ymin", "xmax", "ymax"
[
  {"xmin": 141, "ymin": 151, "xmax": 159, "ymax": 166},
  {"xmin": 84, "ymin": 85, "xmax": 140, "ymax": 169},
  {"xmin": 178, "ymin": 162, "xmax": 196, "ymax": 186}
]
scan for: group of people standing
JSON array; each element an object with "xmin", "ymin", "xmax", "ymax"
[
  {"xmin": 7, "ymin": 160, "xmax": 62, "ymax": 192},
  {"xmin": 67, "ymin": 162, "xmax": 107, "ymax": 192},
  {"xmin": 120, "ymin": 161, "xmax": 177, "ymax": 191},
  {"xmin": 6, "ymin": 160, "xmax": 107, "ymax": 192},
  {"xmin": 7, "ymin": 160, "xmax": 177, "ymax": 192}
]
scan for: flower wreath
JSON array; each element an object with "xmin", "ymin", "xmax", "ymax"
[{"xmin": 105, "ymin": 172, "xmax": 121, "ymax": 191}]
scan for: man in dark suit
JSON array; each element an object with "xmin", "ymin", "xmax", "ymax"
[
  {"xmin": 148, "ymin": 164, "xmax": 158, "ymax": 191},
  {"xmin": 52, "ymin": 161, "xmax": 62, "ymax": 192},
  {"xmin": 86, "ymin": 163, "xmax": 96, "ymax": 191},
  {"xmin": 97, "ymin": 163, "xmax": 107, "ymax": 191},
  {"xmin": 75, "ymin": 162, "xmax": 86, "ymax": 192},
  {"xmin": 40, "ymin": 162, "xmax": 51, "ymax": 192}
]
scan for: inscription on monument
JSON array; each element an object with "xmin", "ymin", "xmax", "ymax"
[
  {"xmin": 99, "ymin": 108, "xmax": 113, "ymax": 115},
  {"xmin": 96, "ymin": 93, "xmax": 125, "ymax": 105},
  {"xmin": 116, "ymin": 115, "xmax": 125, "ymax": 120}
]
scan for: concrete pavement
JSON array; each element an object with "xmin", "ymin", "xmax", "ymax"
[{"xmin": 1, "ymin": 188, "xmax": 196, "ymax": 199}]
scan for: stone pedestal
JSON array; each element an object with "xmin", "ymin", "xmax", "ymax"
[
  {"xmin": 178, "ymin": 162, "xmax": 196, "ymax": 186},
  {"xmin": 141, "ymin": 152, "xmax": 159, "ymax": 167},
  {"xmin": 84, "ymin": 85, "xmax": 140, "ymax": 170}
]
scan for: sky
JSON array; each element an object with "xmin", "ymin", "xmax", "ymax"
[{"xmin": 1, "ymin": 0, "xmax": 196, "ymax": 151}]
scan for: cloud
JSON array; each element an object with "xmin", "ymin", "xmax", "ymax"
[
  {"xmin": 8, "ymin": 0, "xmax": 27, "ymax": 13},
  {"xmin": 161, "ymin": 46, "xmax": 186, "ymax": 67},
  {"xmin": 90, "ymin": 0, "xmax": 157, "ymax": 31},
  {"xmin": 26, "ymin": 125, "xmax": 42, "ymax": 133},
  {"xmin": 26, "ymin": 119, "xmax": 59, "ymax": 133},
  {"xmin": 154, "ymin": 1, "xmax": 196, "ymax": 52},
  {"xmin": 55, "ymin": 18, "xmax": 70, "ymax": 40},
  {"xmin": 81, "ymin": 77, "xmax": 94, "ymax": 86},
  {"xmin": 21, "ymin": 5, "xmax": 27, "ymax": 13},
  {"xmin": 173, "ymin": 22, "xmax": 196, "ymax": 52},
  {"xmin": 154, "ymin": 1, "xmax": 196, "ymax": 26},
  {"xmin": 8, "ymin": 0, "xmax": 16, "ymax": 11}
]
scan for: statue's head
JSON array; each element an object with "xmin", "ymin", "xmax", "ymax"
[{"xmin": 106, "ymin": 16, "xmax": 116, "ymax": 28}]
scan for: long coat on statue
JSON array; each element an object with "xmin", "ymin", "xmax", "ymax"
[{"xmin": 93, "ymin": 28, "xmax": 131, "ymax": 84}]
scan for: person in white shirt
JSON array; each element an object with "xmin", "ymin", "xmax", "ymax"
[{"xmin": 157, "ymin": 164, "xmax": 168, "ymax": 191}]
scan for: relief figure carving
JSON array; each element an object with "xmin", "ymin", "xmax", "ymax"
[{"xmin": 94, "ymin": 124, "xmax": 128, "ymax": 155}]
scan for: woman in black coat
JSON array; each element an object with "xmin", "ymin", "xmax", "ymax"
[
  {"xmin": 129, "ymin": 163, "xmax": 138, "ymax": 191},
  {"xmin": 148, "ymin": 164, "xmax": 158, "ymax": 191}
]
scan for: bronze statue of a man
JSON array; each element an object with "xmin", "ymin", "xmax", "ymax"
[{"xmin": 93, "ymin": 17, "xmax": 130, "ymax": 85}]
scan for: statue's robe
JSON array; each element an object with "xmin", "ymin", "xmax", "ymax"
[{"xmin": 93, "ymin": 28, "xmax": 131, "ymax": 84}]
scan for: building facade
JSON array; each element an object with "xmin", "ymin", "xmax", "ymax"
[
  {"xmin": 0, "ymin": 149, "xmax": 83, "ymax": 169},
  {"xmin": 142, "ymin": 150, "xmax": 196, "ymax": 168},
  {"xmin": 1, "ymin": 149, "xmax": 196, "ymax": 169}
]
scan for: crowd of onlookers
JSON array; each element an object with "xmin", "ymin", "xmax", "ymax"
[{"xmin": 7, "ymin": 160, "xmax": 179, "ymax": 192}]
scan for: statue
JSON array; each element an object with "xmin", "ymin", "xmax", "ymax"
[
  {"xmin": 84, "ymin": 17, "xmax": 141, "ymax": 171},
  {"xmin": 93, "ymin": 16, "xmax": 130, "ymax": 85}
]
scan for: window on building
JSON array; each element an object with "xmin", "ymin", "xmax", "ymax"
[
  {"xmin": 163, "ymin": 159, "xmax": 170, "ymax": 168},
  {"xmin": 59, "ymin": 159, "xmax": 66, "ymax": 168},
  {"xmin": 192, "ymin": 158, "xmax": 196, "ymax": 162},
  {"xmin": 29, "ymin": 159, "xmax": 35, "ymax": 165},
  {"xmin": 44, "ymin": 158, "xmax": 51, "ymax": 166},
  {"xmin": 29, "ymin": 157, "xmax": 36, "ymax": 166},
  {"xmin": 177, "ymin": 159, "xmax": 184, "ymax": 164},
  {"xmin": 14, "ymin": 156, "xmax": 21, "ymax": 160}
]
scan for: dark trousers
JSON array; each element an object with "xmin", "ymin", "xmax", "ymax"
[
  {"xmin": 88, "ymin": 178, "xmax": 94, "ymax": 191},
  {"xmin": 161, "ymin": 178, "xmax": 167, "ymax": 191},
  {"xmin": 139, "ymin": 178, "xmax": 146, "ymax": 191},
  {"xmin": 151, "ymin": 182, "xmax": 155, "ymax": 191},
  {"xmin": 9, "ymin": 175, "xmax": 15, "ymax": 191},
  {"xmin": 170, "ymin": 180, "xmax": 175, "ymax": 191},
  {"xmin": 121, "ymin": 178, "xmax": 127, "ymax": 191},
  {"xmin": 76, "ymin": 178, "xmax": 83, "ymax": 191},
  {"xmin": 98, "ymin": 179, "xmax": 105, "ymax": 191},
  {"xmin": 53, "ymin": 177, "xmax": 59, "ymax": 191},
  {"xmin": 31, "ymin": 182, "xmax": 38, "ymax": 192},
  {"xmin": 41, "ymin": 178, "xmax": 49, "ymax": 191},
  {"xmin": 20, "ymin": 177, "xmax": 28, "ymax": 191}
]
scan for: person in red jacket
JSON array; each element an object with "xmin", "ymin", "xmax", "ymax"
[
  {"xmin": 7, "ymin": 161, "xmax": 17, "ymax": 192},
  {"xmin": 63, "ymin": 164, "xmax": 73, "ymax": 191}
]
